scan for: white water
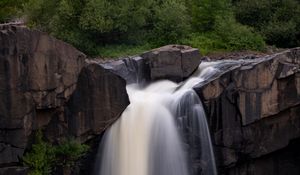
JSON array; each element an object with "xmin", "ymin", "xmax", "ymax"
[{"xmin": 94, "ymin": 61, "xmax": 239, "ymax": 175}]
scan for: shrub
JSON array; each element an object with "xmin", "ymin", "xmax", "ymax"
[
  {"xmin": 187, "ymin": 0, "xmax": 232, "ymax": 32},
  {"xmin": 183, "ymin": 15, "xmax": 266, "ymax": 55},
  {"xmin": 150, "ymin": 0, "xmax": 191, "ymax": 46},
  {"xmin": 0, "ymin": 0, "xmax": 26, "ymax": 22},
  {"xmin": 213, "ymin": 16, "xmax": 266, "ymax": 51},
  {"xmin": 23, "ymin": 131, "xmax": 89, "ymax": 175},
  {"xmin": 234, "ymin": 0, "xmax": 300, "ymax": 47},
  {"xmin": 55, "ymin": 139, "xmax": 89, "ymax": 168},
  {"xmin": 22, "ymin": 0, "xmax": 194, "ymax": 56},
  {"xmin": 22, "ymin": 131, "xmax": 56, "ymax": 175}
]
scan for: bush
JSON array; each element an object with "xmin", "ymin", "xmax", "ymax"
[
  {"xmin": 96, "ymin": 44, "xmax": 151, "ymax": 58},
  {"xmin": 150, "ymin": 0, "xmax": 190, "ymax": 46},
  {"xmin": 23, "ymin": 131, "xmax": 89, "ymax": 175},
  {"xmin": 213, "ymin": 16, "xmax": 265, "ymax": 51},
  {"xmin": 55, "ymin": 139, "xmax": 89, "ymax": 168},
  {"xmin": 187, "ymin": 0, "xmax": 232, "ymax": 32},
  {"xmin": 22, "ymin": 131, "xmax": 56, "ymax": 175},
  {"xmin": 23, "ymin": 0, "xmax": 193, "ymax": 56},
  {"xmin": 0, "ymin": 0, "xmax": 26, "ymax": 22},
  {"xmin": 234, "ymin": 0, "xmax": 300, "ymax": 47},
  {"xmin": 183, "ymin": 15, "xmax": 265, "ymax": 55}
]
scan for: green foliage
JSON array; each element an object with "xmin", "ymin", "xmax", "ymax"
[
  {"xmin": 188, "ymin": 0, "xmax": 231, "ymax": 32},
  {"xmin": 23, "ymin": 131, "xmax": 89, "ymax": 175},
  {"xmin": 213, "ymin": 16, "xmax": 265, "ymax": 51},
  {"xmin": 22, "ymin": 131, "xmax": 56, "ymax": 175},
  {"xmin": 234, "ymin": 0, "xmax": 300, "ymax": 47},
  {"xmin": 96, "ymin": 44, "xmax": 151, "ymax": 58},
  {"xmin": 5, "ymin": 0, "xmax": 296, "ymax": 56},
  {"xmin": 0, "ymin": 0, "xmax": 26, "ymax": 22},
  {"xmin": 22, "ymin": 0, "xmax": 195, "ymax": 56},
  {"xmin": 55, "ymin": 139, "xmax": 89, "ymax": 167},
  {"xmin": 182, "ymin": 33, "xmax": 225, "ymax": 55},
  {"xmin": 150, "ymin": 0, "xmax": 190, "ymax": 45},
  {"xmin": 183, "ymin": 15, "xmax": 265, "ymax": 54}
]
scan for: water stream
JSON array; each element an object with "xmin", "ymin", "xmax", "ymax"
[{"xmin": 94, "ymin": 61, "xmax": 241, "ymax": 175}]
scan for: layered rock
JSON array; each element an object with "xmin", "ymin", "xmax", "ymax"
[
  {"xmin": 0, "ymin": 25, "xmax": 85, "ymax": 171},
  {"xmin": 193, "ymin": 48, "xmax": 300, "ymax": 174}
]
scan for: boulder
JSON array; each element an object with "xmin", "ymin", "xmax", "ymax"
[
  {"xmin": 67, "ymin": 60, "xmax": 130, "ymax": 140},
  {"xmin": 141, "ymin": 45, "xmax": 201, "ymax": 82}
]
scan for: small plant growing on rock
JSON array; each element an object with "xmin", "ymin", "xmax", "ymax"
[
  {"xmin": 22, "ymin": 131, "xmax": 89, "ymax": 175},
  {"xmin": 55, "ymin": 139, "xmax": 89, "ymax": 168},
  {"xmin": 22, "ymin": 130, "xmax": 56, "ymax": 175}
]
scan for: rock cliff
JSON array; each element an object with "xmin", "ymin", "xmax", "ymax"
[
  {"xmin": 0, "ymin": 25, "xmax": 201, "ymax": 174},
  {"xmin": 0, "ymin": 24, "xmax": 85, "ymax": 173},
  {"xmin": 193, "ymin": 48, "xmax": 300, "ymax": 174},
  {"xmin": 0, "ymin": 24, "xmax": 299, "ymax": 175}
]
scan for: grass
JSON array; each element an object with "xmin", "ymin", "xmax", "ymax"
[{"xmin": 95, "ymin": 44, "xmax": 152, "ymax": 59}]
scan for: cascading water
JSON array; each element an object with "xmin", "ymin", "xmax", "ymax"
[{"xmin": 94, "ymin": 60, "xmax": 241, "ymax": 175}]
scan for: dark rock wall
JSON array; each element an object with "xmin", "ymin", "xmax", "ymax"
[
  {"xmin": 67, "ymin": 61, "xmax": 130, "ymax": 141},
  {"xmin": 0, "ymin": 25, "xmax": 202, "ymax": 174},
  {"xmin": 227, "ymin": 138, "xmax": 300, "ymax": 175},
  {"xmin": 0, "ymin": 25, "xmax": 85, "ymax": 172},
  {"xmin": 194, "ymin": 48, "xmax": 300, "ymax": 174},
  {"xmin": 1, "ymin": 24, "xmax": 299, "ymax": 175}
]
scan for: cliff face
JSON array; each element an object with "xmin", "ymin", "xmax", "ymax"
[
  {"xmin": 0, "ymin": 25, "xmax": 201, "ymax": 174},
  {"xmin": 0, "ymin": 25, "xmax": 85, "ymax": 173},
  {"xmin": 0, "ymin": 25, "xmax": 299, "ymax": 175},
  {"xmin": 193, "ymin": 48, "xmax": 300, "ymax": 174}
]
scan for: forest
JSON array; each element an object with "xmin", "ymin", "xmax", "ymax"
[{"xmin": 1, "ymin": 0, "xmax": 300, "ymax": 57}]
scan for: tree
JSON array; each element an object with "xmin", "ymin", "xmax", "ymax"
[
  {"xmin": 23, "ymin": 0, "xmax": 193, "ymax": 55},
  {"xmin": 188, "ymin": 0, "xmax": 231, "ymax": 32},
  {"xmin": 150, "ymin": 0, "xmax": 191, "ymax": 45},
  {"xmin": 0, "ymin": 0, "xmax": 26, "ymax": 22},
  {"xmin": 234, "ymin": 0, "xmax": 300, "ymax": 47}
]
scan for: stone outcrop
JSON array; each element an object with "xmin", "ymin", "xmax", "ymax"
[
  {"xmin": 141, "ymin": 45, "xmax": 201, "ymax": 82},
  {"xmin": 100, "ymin": 45, "xmax": 201, "ymax": 84},
  {"xmin": 0, "ymin": 25, "xmax": 85, "ymax": 172},
  {"xmin": 67, "ymin": 60, "xmax": 129, "ymax": 140},
  {"xmin": 65, "ymin": 45, "xmax": 202, "ymax": 141},
  {"xmin": 193, "ymin": 48, "xmax": 300, "ymax": 174}
]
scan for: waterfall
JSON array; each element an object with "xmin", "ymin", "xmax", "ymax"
[{"xmin": 94, "ymin": 61, "xmax": 240, "ymax": 175}]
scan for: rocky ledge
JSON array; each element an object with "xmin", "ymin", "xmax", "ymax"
[{"xmin": 193, "ymin": 48, "xmax": 300, "ymax": 175}]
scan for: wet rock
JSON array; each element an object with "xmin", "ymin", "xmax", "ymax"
[{"xmin": 101, "ymin": 56, "xmax": 150, "ymax": 84}]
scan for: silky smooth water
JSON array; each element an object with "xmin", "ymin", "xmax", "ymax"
[{"xmin": 94, "ymin": 61, "xmax": 240, "ymax": 175}]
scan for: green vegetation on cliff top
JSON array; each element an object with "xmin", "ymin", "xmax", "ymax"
[{"xmin": 1, "ymin": 0, "xmax": 300, "ymax": 58}]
